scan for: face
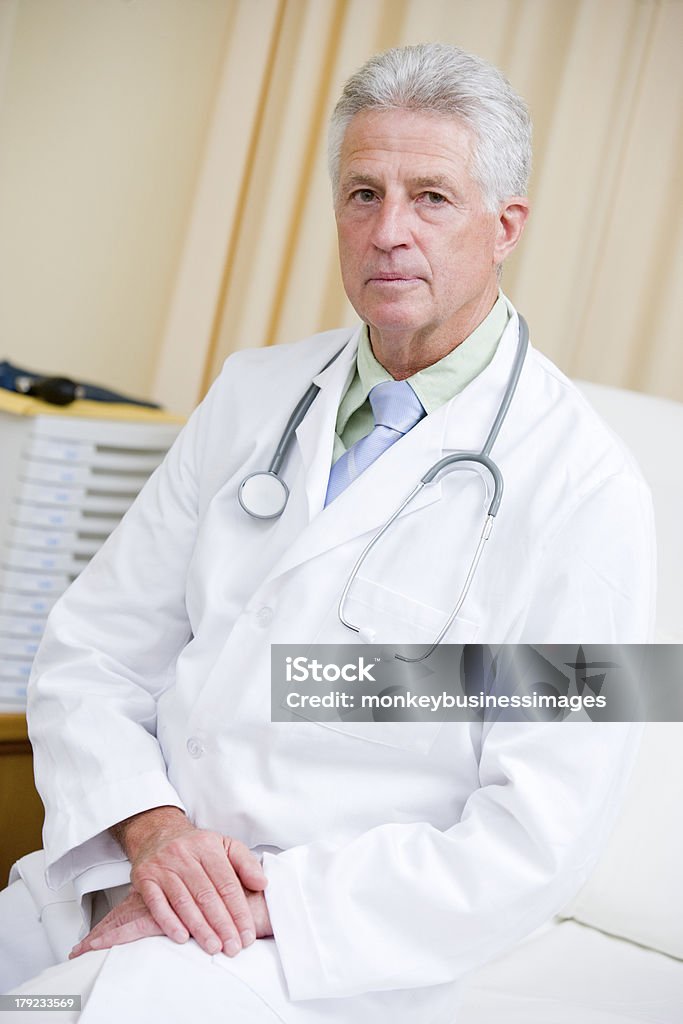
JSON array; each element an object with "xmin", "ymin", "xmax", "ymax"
[{"xmin": 334, "ymin": 108, "xmax": 527, "ymax": 358}]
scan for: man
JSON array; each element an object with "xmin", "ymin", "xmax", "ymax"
[{"xmin": 2, "ymin": 43, "xmax": 653, "ymax": 1023}]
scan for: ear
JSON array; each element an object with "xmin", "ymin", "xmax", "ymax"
[{"xmin": 493, "ymin": 198, "xmax": 530, "ymax": 265}]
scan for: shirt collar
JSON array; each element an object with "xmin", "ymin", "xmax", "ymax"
[{"xmin": 336, "ymin": 292, "xmax": 510, "ymax": 435}]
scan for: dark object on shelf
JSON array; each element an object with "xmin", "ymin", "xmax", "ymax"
[{"xmin": 0, "ymin": 360, "xmax": 161, "ymax": 409}]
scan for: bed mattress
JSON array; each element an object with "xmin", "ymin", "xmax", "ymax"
[{"xmin": 457, "ymin": 920, "xmax": 683, "ymax": 1023}]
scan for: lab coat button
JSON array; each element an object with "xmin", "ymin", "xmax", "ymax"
[
  {"xmin": 186, "ymin": 737, "xmax": 204, "ymax": 758},
  {"xmin": 255, "ymin": 606, "xmax": 273, "ymax": 628}
]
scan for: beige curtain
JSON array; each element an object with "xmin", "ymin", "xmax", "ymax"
[{"xmin": 152, "ymin": 0, "xmax": 683, "ymax": 414}]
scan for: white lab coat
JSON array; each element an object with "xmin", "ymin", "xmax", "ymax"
[{"xmin": 23, "ymin": 308, "xmax": 655, "ymax": 1019}]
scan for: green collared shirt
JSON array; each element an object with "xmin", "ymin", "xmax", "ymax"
[{"xmin": 332, "ymin": 293, "xmax": 510, "ymax": 463}]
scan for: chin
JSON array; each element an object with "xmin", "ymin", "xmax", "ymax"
[{"xmin": 362, "ymin": 306, "xmax": 428, "ymax": 335}]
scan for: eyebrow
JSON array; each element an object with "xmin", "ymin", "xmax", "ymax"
[
  {"xmin": 340, "ymin": 172, "xmax": 457, "ymax": 194},
  {"xmin": 410, "ymin": 175, "xmax": 456, "ymax": 192},
  {"xmin": 340, "ymin": 173, "xmax": 383, "ymax": 191}
]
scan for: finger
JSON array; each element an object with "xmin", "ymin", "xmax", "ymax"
[
  {"xmin": 70, "ymin": 895, "xmax": 144, "ymax": 956},
  {"xmin": 70, "ymin": 922, "xmax": 111, "ymax": 956},
  {"xmin": 132, "ymin": 835, "xmax": 243, "ymax": 954},
  {"xmin": 135, "ymin": 878, "xmax": 193, "ymax": 947},
  {"xmin": 224, "ymin": 837, "xmax": 268, "ymax": 891},
  {"xmin": 71, "ymin": 914, "xmax": 163, "ymax": 956},
  {"xmin": 202, "ymin": 845, "xmax": 258, "ymax": 947},
  {"xmin": 140, "ymin": 873, "xmax": 236, "ymax": 957},
  {"xmin": 69, "ymin": 900, "xmax": 162, "ymax": 958},
  {"xmin": 171, "ymin": 862, "xmax": 248, "ymax": 955}
]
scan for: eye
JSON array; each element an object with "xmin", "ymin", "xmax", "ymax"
[
  {"xmin": 351, "ymin": 188, "xmax": 377, "ymax": 204},
  {"xmin": 421, "ymin": 191, "xmax": 447, "ymax": 205}
]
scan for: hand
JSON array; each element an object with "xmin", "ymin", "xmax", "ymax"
[
  {"xmin": 69, "ymin": 890, "xmax": 162, "ymax": 957},
  {"xmin": 244, "ymin": 888, "xmax": 273, "ymax": 939},
  {"xmin": 69, "ymin": 886, "xmax": 272, "ymax": 959},
  {"xmin": 109, "ymin": 807, "xmax": 268, "ymax": 957}
]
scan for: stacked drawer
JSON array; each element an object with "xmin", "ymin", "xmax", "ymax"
[{"xmin": 0, "ymin": 411, "xmax": 182, "ymax": 706}]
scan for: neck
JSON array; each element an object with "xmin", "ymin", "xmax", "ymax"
[{"xmin": 368, "ymin": 289, "xmax": 498, "ymax": 380}]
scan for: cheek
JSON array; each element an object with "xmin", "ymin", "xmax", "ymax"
[{"xmin": 337, "ymin": 232, "xmax": 364, "ymax": 283}]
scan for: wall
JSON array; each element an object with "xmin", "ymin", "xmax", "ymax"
[{"xmin": 0, "ymin": 0, "xmax": 233, "ymax": 400}]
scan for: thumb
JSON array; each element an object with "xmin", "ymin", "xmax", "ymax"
[{"xmin": 224, "ymin": 837, "xmax": 268, "ymax": 890}]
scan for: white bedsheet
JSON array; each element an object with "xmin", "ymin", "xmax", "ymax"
[{"xmin": 457, "ymin": 920, "xmax": 683, "ymax": 1023}]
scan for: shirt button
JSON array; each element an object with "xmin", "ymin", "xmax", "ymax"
[
  {"xmin": 255, "ymin": 606, "xmax": 274, "ymax": 628},
  {"xmin": 186, "ymin": 737, "xmax": 204, "ymax": 758}
]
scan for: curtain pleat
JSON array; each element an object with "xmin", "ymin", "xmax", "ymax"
[{"xmin": 153, "ymin": 0, "xmax": 683, "ymax": 412}]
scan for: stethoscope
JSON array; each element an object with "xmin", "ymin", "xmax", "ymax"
[{"xmin": 239, "ymin": 315, "xmax": 529, "ymax": 662}]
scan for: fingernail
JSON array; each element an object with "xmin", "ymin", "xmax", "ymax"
[
  {"xmin": 224, "ymin": 938, "xmax": 240, "ymax": 957},
  {"xmin": 206, "ymin": 938, "xmax": 221, "ymax": 954},
  {"xmin": 240, "ymin": 929, "xmax": 255, "ymax": 947},
  {"xmin": 172, "ymin": 929, "xmax": 189, "ymax": 943},
  {"xmin": 90, "ymin": 938, "xmax": 102, "ymax": 949}
]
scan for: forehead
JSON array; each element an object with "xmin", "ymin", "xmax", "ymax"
[{"xmin": 338, "ymin": 108, "xmax": 477, "ymax": 183}]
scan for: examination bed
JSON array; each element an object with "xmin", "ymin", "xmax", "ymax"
[{"xmin": 460, "ymin": 383, "xmax": 683, "ymax": 1022}]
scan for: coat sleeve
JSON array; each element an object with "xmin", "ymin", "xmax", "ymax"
[
  {"xmin": 27, "ymin": 375, "xmax": 221, "ymax": 893},
  {"xmin": 261, "ymin": 470, "xmax": 656, "ymax": 1000}
]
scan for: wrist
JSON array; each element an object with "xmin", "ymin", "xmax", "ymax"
[{"xmin": 110, "ymin": 805, "xmax": 190, "ymax": 862}]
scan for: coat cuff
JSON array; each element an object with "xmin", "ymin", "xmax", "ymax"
[
  {"xmin": 44, "ymin": 770, "xmax": 186, "ymax": 891},
  {"xmin": 262, "ymin": 848, "xmax": 332, "ymax": 1001}
]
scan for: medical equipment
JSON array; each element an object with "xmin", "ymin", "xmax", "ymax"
[
  {"xmin": 0, "ymin": 360, "xmax": 161, "ymax": 408},
  {"xmin": 239, "ymin": 316, "xmax": 529, "ymax": 660},
  {"xmin": 238, "ymin": 349, "xmax": 344, "ymax": 520}
]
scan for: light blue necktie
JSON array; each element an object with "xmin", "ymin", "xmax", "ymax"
[{"xmin": 325, "ymin": 379, "xmax": 426, "ymax": 506}]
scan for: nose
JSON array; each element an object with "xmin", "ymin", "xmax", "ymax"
[{"xmin": 370, "ymin": 197, "xmax": 413, "ymax": 251}]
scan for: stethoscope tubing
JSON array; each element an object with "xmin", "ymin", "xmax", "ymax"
[
  {"xmin": 337, "ymin": 314, "xmax": 529, "ymax": 659},
  {"xmin": 239, "ymin": 314, "xmax": 530, "ymax": 658},
  {"xmin": 269, "ymin": 348, "xmax": 346, "ymax": 476}
]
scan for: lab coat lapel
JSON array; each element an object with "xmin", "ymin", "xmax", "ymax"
[
  {"xmin": 266, "ymin": 311, "xmax": 525, "ymax": 583},
  {"xmin": 269, "ymin": 389, "xmax": 446, "ymax": 584},
  {"xmin": 293, "ymin": 330, "xmax": 359, "ymax": 520}
]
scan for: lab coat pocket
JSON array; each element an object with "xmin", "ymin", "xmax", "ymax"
[
  {"xmin": 292, "ymin": 576, "xmax": 479, "ymax": 756},
  {"xmin": 338, "ymin": 575, "xmax": 479, "ymax": 646}
]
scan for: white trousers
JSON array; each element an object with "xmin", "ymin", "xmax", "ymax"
[
  {"xmin": 0, "ymin": 860, "xmax": 461, "ymax": 1024},
  {"xmin": 6, "ymin": 940, "xmax": 286, "ymax": 1024},
  {"xmin": 6, "ymin": 934, "xmax": 459, "ymax": 1024},
  {"xmin": 6, "ymin": 951, "xmax": 106, "ymax": 1024},
  {"xmin": 0, "ymin": 878, "xmax": 57, "ymax": 994}
]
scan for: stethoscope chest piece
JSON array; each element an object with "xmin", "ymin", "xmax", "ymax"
[
  {"xmin": 236, "ymin": 314, "xmax": 529, "ymax": 657},
  {"xmin": 238, "ymin": 472, "xmax": 289, "ymax": 519}
]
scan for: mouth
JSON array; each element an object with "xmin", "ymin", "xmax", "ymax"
[{"xmin": 366, "ymin": 274, "xmax": 422, "ymax": 285}]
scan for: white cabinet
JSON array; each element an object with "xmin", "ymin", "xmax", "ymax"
[{"xmin": 0, "ymin": 409, "xmax": 182, "ymax": 706}]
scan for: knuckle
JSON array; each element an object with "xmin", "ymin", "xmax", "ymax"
[
  {"xmin": 131, "ymin": 867, "xmax": 161, "ymax": 892},
  {"xmin": 137, "ymin": 887, "xmax": 163, "ymax": 910},
  {"xmin": 215, "ymin": 880, "xmax": 240, "ymax": 901},
  {"xmin": 160, "ymin": 843, "xmax": 189, "ymax": 866},
  {"xmin": 230, "ymin": 906, "xmax": 251, "ymax": 926},
  {"xmin": 194, "ymin": 886, "xmax": 220, "ymax": 909},
  {"xmin": 171, "ymin": 892, "xmax": 193, "ymax": 912}
]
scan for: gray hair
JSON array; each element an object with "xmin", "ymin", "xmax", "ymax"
[{"xmin": 328, "ymin": 43, "xmax": 531, "ymax": 211}]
